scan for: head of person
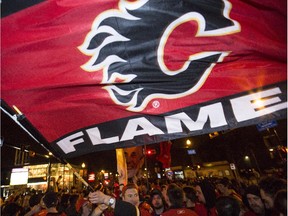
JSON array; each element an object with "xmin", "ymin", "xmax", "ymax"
[
  {"xmin": 69, "ymin": 194, "xmax": 79, "ymax": 205},
  {"xmin": 149, "ymin": 189, "xmax": 166, "ymax": 211},
  {"xmin": 273, "ymin": 189, "xmax": 287, "ymax": 216},
  {"xmin": 59, "ymin": 193, "xmax": 70, "ymax": 207},
  {"xmin": 183, "ymin": 186, "xmax": 197, "ymax": 205},
  {"xmin": 122, "ymin": 183, "xmax": 140, "ymax": 207},
  {"xmin": 2, "ymin": 203, "xmax": 22, "ymax": 216},
  {"xmin": 243, "ymin": 185, "xmax": 265, "ymax": 215},
  {"xmin": 258, "ymin": 176, "xmax": 287, "ymax": 210},
  {"xmin": 42, "ymin": 191, "xmax": 59, "ymax": 209},
  {"xmin": 70, "ymin": 186, "xmax": 78, "ymax": 194},
  {"xmin": 215, "ymin": 196, "xmax": 240, "ymax": 216},
  {"xmin": 164, "ymin": 183, "xmax": 184, "ymax": 208},
  {"xmin": 216, "ymin": 178, "xmax": 230, "ymax": 196},
  {"xmin": 81, "ymin": 189, "xmax": 90, "ymax": 198},
  {"xmin": 195, "ymin": 179, "xmax": 216, "ymax": 209},
  {"xmin": 124, "ymin": 146, "xmax": 144, "ymax": 178},
  {"xmin": 29, "ymin": 194, "xmax": 43, "ymax": 208}
]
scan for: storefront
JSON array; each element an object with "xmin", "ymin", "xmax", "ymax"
[{"xmin": 1, "ymin": 163, "xmax": 85, "ymax": 198}]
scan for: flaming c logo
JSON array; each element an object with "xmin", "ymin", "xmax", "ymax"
[{"xmin": 79, "ymin": 0, "xmax": 240, "ymax": 112}]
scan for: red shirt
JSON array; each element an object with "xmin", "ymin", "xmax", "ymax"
[
  {"xmin": 243, "ymin": 211, "xmax": 258, "ymax": 216},
  {"xmin": 194, "ymin": 203, "xmax": 217, "ymax": 216},
  {"xmin": 161, "ymin": 208, "xmax": 198, "ymax": 216}
]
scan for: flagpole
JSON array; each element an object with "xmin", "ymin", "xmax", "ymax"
[{"xmin": 2, "ymin": 101, "xmax": 95, "ymax": 192}]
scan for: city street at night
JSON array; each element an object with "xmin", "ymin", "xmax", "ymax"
[{"xmin": 1, "ymin": 1, "xmax": 287, "ymax": 216}]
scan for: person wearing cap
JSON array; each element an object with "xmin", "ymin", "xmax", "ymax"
[
  {"xmin": 242, "ymin": 185, "xmax": 266, "ymax": 216},
  {"xmin": 149, "ymin": 189, "xmax": 167, "ymax": 216}
]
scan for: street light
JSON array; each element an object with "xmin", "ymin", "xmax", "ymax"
[
  {"xmin": 81, "ymin": 163, "xmax": 86, "ymax": 169},
  {"xmin": 186, "ymin": 139, "xmax": 191, "ymax": 146}
]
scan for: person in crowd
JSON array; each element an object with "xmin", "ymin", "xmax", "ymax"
[
  {"xmin": 57, "ymin": 194, "xmax": 70, "ymax": 215},
  {"xmin": 161, "ymin": 184, "xmax": 168, "ymax": 196},
  {"xmin": 161, "ymin": 183, "xmax": 198, "ymax": 216},
  {"xmin": 22, "ymin": 193, "xmax": 32, "ymax": 214},
  {"xmin": 24, "ymin": 193, "xmax": 47, "ymax": 216},
  {"xmin": 150, "ymin": 181, "xmax": 161, "ymax": 191},
  {"xmin": 88, "ymin": 183, "xmax": 152, "ymax": 216},
  {"xmin": 149, "ymin": 188, "xmax": 167, "ymax": 216},
  {"xmin": 88, "ymin": 189, "xmax": 139, "ymax": 216},
  {"xmin": 242, "ymin": 185, "xmax": 266, "ymax": 216},
  {"xmin": 0, "ymin": 195, "xmax": 4, "ymax": 208},
  {"xmin": 78, "ymin": 190, "xmax": 93, "ymax": 216},
  {"xmin": 121, "ymin": 183, "xmax": 152, "ymax": 216},
  {"xmin": 195, "ymin": 179, "xmax": 217, "ymax": 216},
  {"xmin": 70, "ymin": 187, "xmax": 78, "ymax": 195},
  {"xmin": 139, "ymin": 183, "xmax": 150, "ymax": 202},
  {"xmin": 216, "ymin": 178, "xmax": 242, "ymax": 203},
  {"xmin": 258, "ymin": 176, "xmax": 287, "ymax": 211},
  {"xmin": 273, "ymin": 190, "xmax": 287, "ymax": 216},
  {"xmin": 183, "ymin": 186, "xmax": 197, "ymax": 210},
  {"xmin": 1, "ymin": 202, "xmax": 22, "ymax": 216},
  {"xmin": 215, "ymin": 196, "xmax": 240, "ymax": 216},
  {"xmin": 65, "ymin": 194, "xmax": 79, "ymax": 216},
  {"xmin": 38, "ymin": 191, "xmax": 65, "ymax": 216}
]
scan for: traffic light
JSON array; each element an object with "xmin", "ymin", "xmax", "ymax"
[{"xmin": 146, "ymin": 149, "xmax": 156, "ymax": 155}]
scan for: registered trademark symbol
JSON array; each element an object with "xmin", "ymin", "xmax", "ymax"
[{"xmin": 152, "ymin": 100, "xmax": 160, "ymax": 108}]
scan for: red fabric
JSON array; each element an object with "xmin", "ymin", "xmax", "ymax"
[
  {"xmin": 140, "ymin": 208, "xmax": 153, "ymax": 216},
  {"xmin": 2, "ymin": 0, "xmax": 286, "ymax": 156},
  {"xmin": 161, "ymin": 208, "xmax": 198, "ymax": 216},
  {"xmin": 156, "ymin": 141, "xmax": 172, "ymax": 168},
  {"xmin": 194, "ymin": 204, "xmax": 217, "ymax": 216},
  {"xmin": 243, "ymin": 211, "xmax": 258, "ymax": 216},
  {"xmin": 34, "ymin": 209, "xmax": 48, "ymax": 216}
]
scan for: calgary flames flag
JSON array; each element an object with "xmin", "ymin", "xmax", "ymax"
[{"xmin": 1, "ymin": 0, "xmax": 287, "ymax": 159}]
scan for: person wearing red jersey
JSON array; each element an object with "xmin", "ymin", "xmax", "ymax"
[{"xmin": 161, "ymin": 183, "xmax": 198, "ymax": 216}]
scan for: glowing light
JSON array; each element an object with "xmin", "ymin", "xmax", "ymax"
[
  {"xmin": 253, "ymin": 99, "xmax": 264, "ymax": 107},
  {"xmin": 13, "ymin": 105, "xmax": 23, "ymax": 115},
  {"xmin": 186, "ymin": 139, "xmax": 191, "ymax": 145}
]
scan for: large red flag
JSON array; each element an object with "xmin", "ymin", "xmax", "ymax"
[{"xmin": 1, "ymin": 0, "xmax": 286, "ymax": 159}]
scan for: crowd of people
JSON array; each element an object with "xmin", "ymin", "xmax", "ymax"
[{"xmin": 1, "ymin": 176, "xmax": 287, "ymax": 216}]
